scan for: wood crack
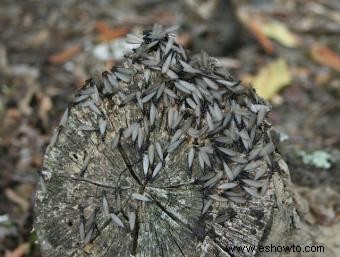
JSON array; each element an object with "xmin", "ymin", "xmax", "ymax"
[
  {"xmin": 117, "ymin": 144, "xmax": 142, "ymax": 186},
  {"xmin": 131, "ymin": 207, "xmax": 140, "ymax": 256},
  {"xmin": 56, "ymin": 174, "xmax": 129, "ymax": 190},
  {"xmin": 150, "ymin": 194, "xmax": 193, "ymax": 234}
]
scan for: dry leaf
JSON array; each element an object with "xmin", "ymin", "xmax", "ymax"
[
  {"xmin": 176, "ymin": 32, "xmax": 192, "ymax": 48},
  {"xmin": 237, "ymin": 9, "xmax": 274, "ymax": 54},
  {"xmin": 238, "ymin": 8, "xmax": 298, "ymax": 49},
  {"xmin": 303, "ymin": 186, "xmax": 340, "ymax": 225},
  {"xmin": 311, "ymin": 44, "xmax": 340, "ymax": 71},
  {"xmin": 5, "ymin": 188, "xmax": 30, "ymax": 211},
  {"xmin": 5, "ymin": 243, "xmax": 30, "ymax": 257},
  {"xmin": 18, "ymin": 85, "xmax": 36, "ymax": 115},
  {"xmin": 5, "ymin": 108, "xmax": 22, "ymax": 121},
  {"xmin": 261, "ymin": 20, "xmax": 299, "ymax": 48},
  {"xmin": 252, "ymin": 58, "xmax": 292, "ymax": 100},
  {"xmin": 48, "ymin": 44, "xmax": 82, "ymax": 64},
  {"xmin": 36, "ymin": 92, "xmax": 52, "ymax": 128},
  {"xmin": 95, "ymin": 21, "xmax": 129, "ymax": 42},
  {"xmin": 29, "ymin": 29, "xmax": 49, "ymax": 46},
  {"xmin": 248, "ymin": 21, "xmax": 274, "ymax": 54}
]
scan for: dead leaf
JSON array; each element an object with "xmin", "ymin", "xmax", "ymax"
[
  {"xmin": 176, "ymin": 32, "xmax": 192, "ymax": 48},
  {"xmin": 311, "ymin": 44, "xmax": 340, "ymax": 71},
  {"xmin": 6, "ymin": 108, "xmax": 22, "ymax": 121},
  {"xmin": 18, "ymin": 84, "xmax": 37, "ymax": 115},
  {"xmin": 29, "ymin": 29, "xmax": 49, "ymax": 46},
  {"xmin": 315, "ymin": 70, "xmax": 332, "ymax": 86},
  {"xmin": 238, "ymin": 8, "xmax": 298, "ymax": 49},
  {"xmin": 105, "ymin": 60, "xmax": 118, "ymax": 70},
  {"xmin": 5, "ymin": 243, "xmax": 30, "ymax": 257},
  {"xmin": 36, "ymin": 92, "xmax": 52, "ymax": 128},
  {"xmin": 248, "ymin": 21, "xmax": 274, "ymax": 54},
  {"xmin": 5, "ymin": 188, "xmax": 30, "ymax": 211},
  {"xmin": 2, "ymin": 109, "xmax": 22, "ymax": 135},
  {"xmin": 15, "ymin": 184, "xmax": 36, "ymax": 204},
  {"xmin": 237, "ymin": 9, "xmax": 274, "ymax": 54},
  {"xmin": 261, "ymin": 20, "xmax": 300, "ymax": 48},
  {"xmin": 240, "ymin": 74, "xmax": 253, "ymax": 86},
  {"xmin": 95, "ymin": 21, "xmax": 129, "ymax": 42},
  {"xmin": 48, "ymin": 44, "xmax": 82, "ymax": 64},
  {"xmin": 290, "ymin": 67, "xmax": 311, "ymax": 78},
  {"xmin": 304, "ymin": 186, "xmax": 340, "ymax": 225},
  {"xmin": 252, "ymin": 58, "xmax": 292, "ymax": 100},
  {"xmin": 32, "ymin": 154, "xmax": 43, "ymax": 167}
]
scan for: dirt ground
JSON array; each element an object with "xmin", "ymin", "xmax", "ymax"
[{"xmin": 0, "ymin": 0, "xmax": 339, "ymax": 256}]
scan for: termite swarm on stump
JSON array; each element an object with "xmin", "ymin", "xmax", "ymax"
[{"xmin": 34, "ymin": 24, "xmax": 278, "ymax": 257}]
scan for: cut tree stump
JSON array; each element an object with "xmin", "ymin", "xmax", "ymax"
[{"xmin": 34, "ymin": 26, "xmax": 311, "ymax": 257}]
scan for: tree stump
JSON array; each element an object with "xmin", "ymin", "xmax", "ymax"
[{"xmin": 34, "ymin": 26, "xmax": 307, "ymax": 257}]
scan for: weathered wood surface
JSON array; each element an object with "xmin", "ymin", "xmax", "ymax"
[
  {"xmin": 33, "ymin": 103, "xmax": 274, "ymax": 257},
  {"xmin": 34, "ymin": 26, "xmax": 303, "ymax": 257}
]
